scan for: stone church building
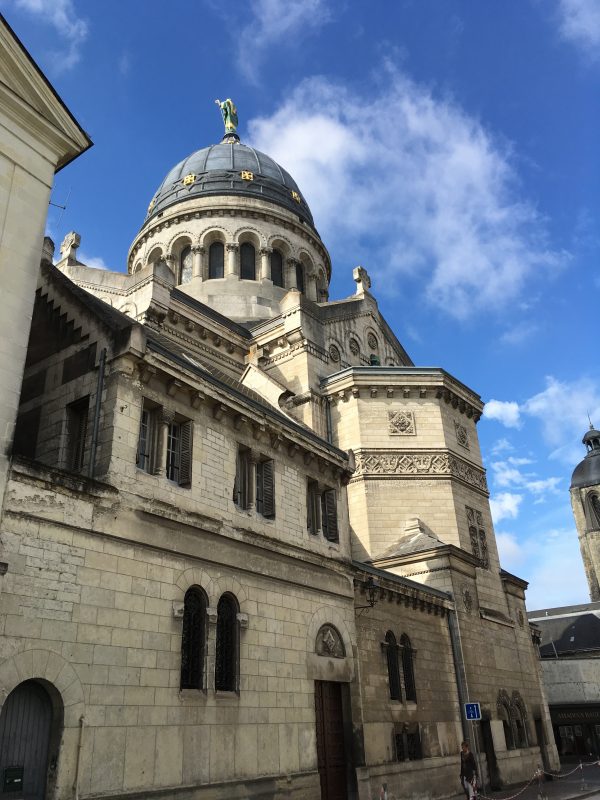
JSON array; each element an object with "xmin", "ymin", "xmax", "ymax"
[{"xmin": 0, "ymin": 30, "xmax": 559, "ymax": 800}]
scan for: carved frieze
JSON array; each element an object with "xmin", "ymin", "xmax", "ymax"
[
  {"xmin": 388, "ymin": 410, "xmax": 416, "ymax": 436},
  {"xmin": 352, "ymin": 449, "xmax": 488, "ymax": 493}
]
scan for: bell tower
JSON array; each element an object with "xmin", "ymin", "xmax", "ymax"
[{"xmin": 570, "ymin": 424, "xmax": 600, "ymax": 601}]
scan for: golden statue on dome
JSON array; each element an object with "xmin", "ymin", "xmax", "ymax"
[{"xmin": 215, "ymin": 98, "xmax": 238, "ymax": 134}]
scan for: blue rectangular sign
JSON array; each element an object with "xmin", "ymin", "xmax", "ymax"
[{"xmin": 465, "ymin": 702, "xmax": 481, "ymax": 721}]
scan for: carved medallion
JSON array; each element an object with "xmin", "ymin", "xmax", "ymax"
[
  {"xmin": 316, "ymin": 624, "xmax": 345, "ymax": 658},
  {"xmin": 349, "ymin": 338, "xmax": 360, "ymax": 356},
  {"xmin": 182, "ymin": 173, "xmax": 196, "ymax": 187},
  {"xmin": 455, "ymin": 421, "xmax": 470, "ymax": 449},
  {"xmin": 367, "ymin": 332, "xmax": 378, "ymax": 350},
  {"xmin": 388, "ymin": 411, "xmax": 416, "ymax": 436},
  {"xmin": 329, "ymin": 345, "xmax": 341, "ymax": 363}
]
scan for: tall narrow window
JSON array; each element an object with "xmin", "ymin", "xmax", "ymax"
[
  {"xmin": 180, "ymin": 587, "xmax": 207, "ymax": 690},
  {"xmin": 215, "ymin": 593, "xmax": 239, "ymax": 692},
  {"xmin": 400, "ymin": 634, "xmax": 417, "ymax": 702},
  {"xmin": 307, "ymin": 480, "xmax": 321, "ymax": 534},
  {"xmin": 166, "ymin": 418, "xmax": 193, "ymax": 487},
  {"xmin": 256, "ymin": 458, "xmax": 275, "ymax": 518},
  {"xmin": 240, "ymin": 242, "xmax": 256, "ymax": 280},
  {"xmin": 271, "ymin": 249, "xmax": 284, "ymax": 287},
  {"xmin": 208, "ymin": 242, "xmax": 224, "ymax": 279},
  {"xmin": 384, "ymin": 631, "xmax": 401, "ymax": 701},
  {"xmin": 180, "ymin": 246, "xmax": 193, "ymax": 284},
  {"xmin": 234, "ymin": 446, "xmax": 251, "ymax": 509},
  {"xmin": 321, "ymin": 488, "xmax": 339, "ymax": 542},
  {"xmin": 295, "ymin": 262, "xmax": 305, "ymax": 293},
  {"xmin": 66, "ymin": 396, "xmax": 89, "ymax": 472}
]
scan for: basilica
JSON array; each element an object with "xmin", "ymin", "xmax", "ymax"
[{"xmin": 0, "ymin": 19, "xmax": 559, "ymax": 800}]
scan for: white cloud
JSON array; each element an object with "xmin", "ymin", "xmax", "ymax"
[
  {"xmin": 483, "ymin": 399, "xmax": 522, "ymax": 428},
  {"xmin": 79, "ymin": 252, "xmax": 110, "ymax": 271},
  {"xmin": 556, "ymin": 0, "xmax": 600, "ymax": 61},
  {"xmin": 490, "ymin": 492, "xmax": 523, "ymax": 524},
  {"xmin": 523, "ymin": 375, "xmax": 600, "ymax": 463},
  {"xmin": 525, "ymin": 527, "xmax": 589, "ymax": 609},
  {"xmin": 496, "ymin": 532, "xmax": 526, "ymax": 571},
  {"xmin": 11, "ymin": 0, "xmax": 88, "ymax": 72},
  {"xmin": 491, "ymin": 437, "xmax": 513, "ymax": 456},
  {"xmin": 249, "ymin": 71, "xmax": 565, "ymax": 318},
  {"xmin": 238, "ymin": 0, "xmax": 331, "ymax": 82},
  {"xmin": 499, "ymin": 321, "xmax": 539, "ymax": 345}
]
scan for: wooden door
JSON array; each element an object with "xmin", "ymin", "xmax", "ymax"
[
  {"xmin": 315, "ymin": 681, "xmax": 348, "ymax": 800},
  {"xmin": 0, "ymin": 681, "xmax": 53, "ymax": 800}
]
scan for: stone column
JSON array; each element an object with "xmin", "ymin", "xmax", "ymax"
[
  {"xmin": 191, "ymin": 245, "xmax": 205, "ymax": 280},
  {"xmin": 306, "ymin": 272, "xmax": 318, "ymax": 301},
  {"xmin": 155, "ymin": 409, "xmax": 174, "ymax": 477},
  {"xmin": 286, "ymin": 258, "xmax": 299, "ymax": 290},
  {"xmin": 164, "ymin": 254, "xmax": 176, "ymax": 279},
  {"xmin": 226, "ymin": 243, "xmax": 239, "ymax": 277},
  {"xmin": 259, "ymin": 247, "xmax": 272, "ymax": 281}
]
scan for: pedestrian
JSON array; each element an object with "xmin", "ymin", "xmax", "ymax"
[{"xmin": 460, "ymin": 741, "xmax": 478, "ymax": 800}]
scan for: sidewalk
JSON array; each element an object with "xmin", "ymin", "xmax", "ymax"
[{"xmin": 484, "ymin": 763, "xmax": 600, "ymax": 800}]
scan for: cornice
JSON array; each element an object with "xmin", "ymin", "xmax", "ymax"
[{"xmin": 321, "ymin": 366, "xmax": 483, "ymax": 420}]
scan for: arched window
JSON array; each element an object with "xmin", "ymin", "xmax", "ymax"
[
  {"xmin": 497, "ymin": 691, "xmax": 515, "ymax": 749},
  {"xmin": 208, "ymin": 242, "xmax": 224, "ymax": 279},
  {"xmin": 588, "ymin": 493, "xmax": 600, "ymax": 528},
  {"xmin": 400, "ymin": 634, "xmax": 417, "ymax": 702},
  {"xmin": 271, "ymin": 249, "xmax": 284, "ymax": 287},
  {"xmin": 384, "ymin": 631, "xmax": 401, "ymax": 701},
  {"xmin": 512, "ymin": 694, "xmax": 529, "ymax": 748},
  {"xmin": 180, "ymin": 587, "xmax": 207, "ymax": 690},
  {"xmin": 240, "ymin": 243, "xmax": 256, "ymax": 280},
  {"xmin": 215, "ymin": 593, "xmax": 239, "ymax": 692},
  {"xmin": 180, "ymin": 246, "xmax": 193, "ymax": 284},
  {"xmin": 295, "ymin": 262, "xmax": 305, "ymax": 293}
]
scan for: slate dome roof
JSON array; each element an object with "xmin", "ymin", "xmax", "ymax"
[
  {"xmin": 143, "ymin": 139, "xmax": 315, "ymax": 229},
  {"xmin": 571, "ymin": 425, "xmax": 600, "ymax": 489}
]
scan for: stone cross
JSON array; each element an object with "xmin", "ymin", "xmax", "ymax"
[
  {"xmin": 353, "ymin": 265, "xmax": 371, "ymax": 294},
  {"xmin": 60, "ymin": 231, "xmax": 81, "ymax": 261}
]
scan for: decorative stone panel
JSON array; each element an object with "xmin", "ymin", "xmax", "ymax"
[
  {"xmin": 454, "ymin": 420, "xmax": 470, "ymax": 449},
  {"xmin": 352, "ymin": 449, "xmax": 489, "ymax": 494},
  {"xmin": 388, "ymin": 410, "xmax": 416, "ymax": 436},
  {"xmin": 315, "ymin": 624, "xmax": 345, "ymax": 658}
]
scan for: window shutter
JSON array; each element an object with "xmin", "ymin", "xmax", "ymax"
[
  {"xmin": 307, "ymin": 482, "xmax": 312, "ymax": 531},
  {"xmin": 321, "ymin": 489, "xmax": 338, "ymax": 542},
  {"xmin": 179, "ymin": 420, "xmax": 192, "ymax": 487},
  {"xmin": 234, "ymin": 450, "xmax": 242, "ymax": 505},
  {"xmin": 261, "ymin": 460, "xmax": 275, "ymax": 518}
]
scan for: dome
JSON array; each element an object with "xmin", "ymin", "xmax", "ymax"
[
  {"xmin": 143, "ymin": 139, "xmax": 315, "ymax": 230},
  {"xmin": 571, "ymin": 425, "xmax": 600, "ymax": 489}
]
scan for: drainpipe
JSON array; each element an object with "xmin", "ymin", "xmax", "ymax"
[
  {"xmin": 73, "ymin": 714, "xmax": 86, "ymax": 800},
  {"xmin": 325, "ymin": 397, "xmax": 333, "ymax": 444},
  {"xmin": 88, "ymin": 348, "xmax": 106, "ymax": 478},
  {"xmin": 447, "ymin": 607, "xmax": 484, "ymax": 786}
]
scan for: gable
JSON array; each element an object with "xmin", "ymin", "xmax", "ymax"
[{"xmin": 0, "ymin": 18, "xmax": 91, "ymax": 169}]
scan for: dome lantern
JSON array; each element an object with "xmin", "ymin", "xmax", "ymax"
[{"xmin": 571, "ymin": 422, "xmax": 600, "ymax": 489}]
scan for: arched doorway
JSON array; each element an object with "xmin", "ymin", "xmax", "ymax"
[{"xmin": 0, "ymin": 680, "xmax": 55, "ymax": 799}]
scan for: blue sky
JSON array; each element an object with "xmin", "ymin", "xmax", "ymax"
[{"xmin": 4, "ymin": 0, "xmax": 599, "ymax": 609}]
